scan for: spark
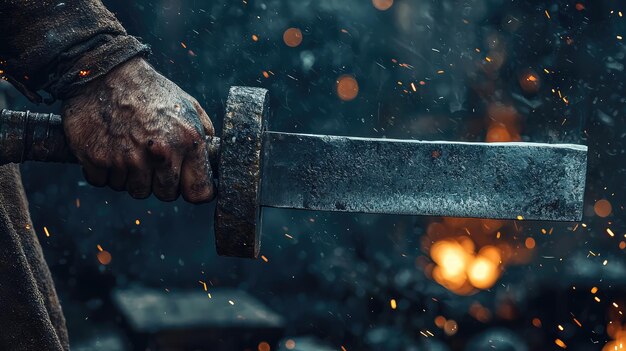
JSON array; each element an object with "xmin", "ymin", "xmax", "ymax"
[
  {"xmin": 545, "ymin": 10, "xmax": 551, "ymax": 19},
  {"xmin": 573, "ymin": 318, "xmax": 582, "ymax": 327},
  {"xmin": 555, "ymin": 338, "xmax": 566, "ymax": 349},
  {"xmin": 390, "ymin": 299, "xmax": 397, "ymax": 309},
  {"xmin": 608, "ymin": 228, "xmax": 615, "ymax": 237},
  {"xmin": 43, "ymin": 226, "xmax": 50, "ymax": 237},
  {"xmin": 261, "ymin": 255, "xmax": 269, "ymax": 262}
]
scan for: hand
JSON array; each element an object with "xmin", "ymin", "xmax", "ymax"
[{"xmin": 62, "ymin": 57, "xmax": 215, "ymax": 203}]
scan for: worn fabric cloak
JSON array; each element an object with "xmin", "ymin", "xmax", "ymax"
[{"xmin": 0, "ymin": 1, "xmax": 148, "ymax": 349}]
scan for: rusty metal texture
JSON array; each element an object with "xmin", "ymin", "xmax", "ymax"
[
  {"xmin": 0, "ymin": 109, "xmax": 76, "ymax": 165},
  {"xmin": 214, "ymin": 86, "xmax": 269, "ymax": 258},
  {"xmin": 260, "ymin": 132, "xmax": 587, "ymax": 221}
]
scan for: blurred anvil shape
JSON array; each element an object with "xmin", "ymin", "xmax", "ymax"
[{"xmin": 0, "ymin": 87, "xmax": 588, "ymax": 259}]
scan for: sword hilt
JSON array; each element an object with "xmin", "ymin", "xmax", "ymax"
[
  {"xmin": 0, "ymin": 109, "xmax": 221, "ymax": 170},
  {"xmin": 0, "ymin": 86, "xmax": 269, "ymax": 260}
]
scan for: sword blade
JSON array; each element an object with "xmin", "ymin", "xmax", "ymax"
[{"xmin": 260, "ymin": 132, "xmax": 587, "ymax": 221}]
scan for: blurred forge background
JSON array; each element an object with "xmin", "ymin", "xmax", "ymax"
[{"xmin": 3, "ymin": 0, "xmax": 626, "ymax": 350}]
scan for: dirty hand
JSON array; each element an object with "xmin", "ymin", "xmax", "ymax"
[{"xmin": 62, "ymin": 57, "xmax": 215, "ymax": 203}]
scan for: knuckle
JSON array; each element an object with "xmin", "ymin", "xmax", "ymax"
[{"xmin": 183, "ymin": 180, "xmax": 215, "ymax": 204}]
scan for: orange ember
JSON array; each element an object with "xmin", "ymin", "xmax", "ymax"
[
  {"xmin": 97, "ymin": 250, "xmax": 112, "ymax": 265},
  {"xmin": 594, "ymin": 199, "xmax": 613, "ymax": 217},
  {"xmin": 283, "ymin": 28, "xmax": 303, "ymax": 47},
  {"xmin": 336, "ymin": 75, "xmax": 359, "ymax": 101},
  {"xmin": 519, "ymin": 70, "xmax": 541, "ymax": 93}
]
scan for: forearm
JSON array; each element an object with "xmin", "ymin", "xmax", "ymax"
[{"xmin": 0, "ymin": 0, "xmax": 149, "ymax": 102}]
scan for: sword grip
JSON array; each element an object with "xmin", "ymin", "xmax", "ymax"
[
  {"xmin": 0, "ymin": 109, "xmax": 76, "ymax": 164},
  {"xmin": 0, "ymin": 109, "xmax": 221, "ymax": 169}
]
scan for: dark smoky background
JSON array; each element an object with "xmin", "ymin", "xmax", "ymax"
[{"xmin": 4, "ymin": 0, "xmax": 626, "ymax": 350}]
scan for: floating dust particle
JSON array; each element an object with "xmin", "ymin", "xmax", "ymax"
[
  {"xmin": 525, "ymin": 237, "xmax": 536, "ymax": 249},
  {"xmin": 257, "ymin": 341, "xmax": 270, "ymax": 351},
  {"xmin": 285, "ymin": 339, "xmax": 296, "ymax": 350}
]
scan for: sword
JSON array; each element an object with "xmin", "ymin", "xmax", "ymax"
[{"xmin": 0, "ymin": 86, "xmax": 588, "ymax": 258}]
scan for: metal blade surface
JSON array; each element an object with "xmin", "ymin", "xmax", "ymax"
[{"xmin": 260, "ymin": 132, "xmax": 587, "ymax": 221}]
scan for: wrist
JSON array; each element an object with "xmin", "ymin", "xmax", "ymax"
[{"xmin": 46, "ymin": 35, "xmax": 150, "ymax": 102}]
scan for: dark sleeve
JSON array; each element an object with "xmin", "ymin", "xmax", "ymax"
[{"xmin": 0, "ymin": 0, "xmax": 150, "ymax": 103}]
